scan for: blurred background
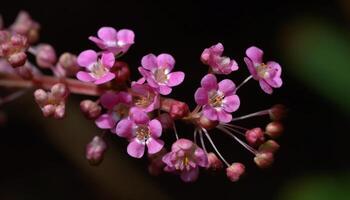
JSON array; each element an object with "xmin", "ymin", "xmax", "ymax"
[{"xmin": 0, "ymin": 0, "xmax": 350, "ymax": 199}]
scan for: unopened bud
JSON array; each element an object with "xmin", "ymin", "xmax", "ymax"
[
  {"xmin": 254, "ymin": 152, "xmax": 274, "ymax": 168},
  {"xmin": 34, "ymin": 89, "xmax": 48, "ymax": 105},
  {"xmin": 207, "ymin": 152, "xmax": 223, "ymax": 170},
  {"xmin": 258, "ymin": 140, "xmax": 280, "ymax": 153},
  {"xmin": 54, "ymin": 104, "xmax": 65, "ymax": 119},
  {"xmin": 112, "ymin": 61, "xmax": 130, "ymax": 83},
  {"xmin": 160, "ymin": 98, "xmax": 190, "ymax": 119},
  {"xmin": 226, "ymin": 162, "xmax": 245, "ymax": 182},
  {"xmin": 80, "ymin": 100, "xmax": 101, "ymax": 119},
  {"xmin": 51, "ymin": 83, "xmax": 68, "ymax": 100},
  {"xmin": 56, "ymin": 52, "xmax": 79, "ymax": 77},
  {"xmin": 196, "ymin": 114, "xmax": 218, "ymax": 130},
  {"xmin": 8, "ymin": 52, "xmax": 27, "ymax": 67},
  {"xmin": 245, "ymin": 127, "xmax": 265, "ymax": 147},
  {"xmin": 265, "ymin": 121, "xmax": 283, "ymax": 138},
  {"xmin": 36, "ymin": 44, "xmax": 57, "ymax": 68},
  {"xmin": 86, "ymin": 136, "xmax": 107, "ymax": 166},
  {"xmin": 269, "ymin": 104, "xmax": 287, "ymax": 121},
  {"xmin": 41, "ymin": 104, "xmax": 55, "ymax": 117}
]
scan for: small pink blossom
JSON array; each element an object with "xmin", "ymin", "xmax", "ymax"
[
  {"xmin": 95, "ymin": 91, "xmax": 132, "ymax": 131},
  {"xmin": 194, "ymin": 74, "xmax": 240, "ymax": 123},
  {"xmin": 138, "ymin": 53, "xmax": 185, "ymax": 95},
  {"xmin": 76, "ymin": 49, "xmax": 115, "ymax": 84},
  {"xmin": 130, "ymin": 82, "xmax": 160, "ymax": 112},
  {"xmin": 115, "ymin": 107, "xmax": 164, "ymax": 158},
  {"xmin": 226, "ymin": 162, "xmax": 245, "ymax": 182},
  {"xmin": 162, "ymin": 139, "xmax": 208, "ymax": 182},
  {"xmin": 201, "ymin": 43, "xmax": 238, "ymax": 75},
  {"xmin": 244, "ymin": 46, "xmax": 282, "ymax": 94},
  {"xmin": 89, "ymin": 27, "xmax": 134, "ymax": 55}
]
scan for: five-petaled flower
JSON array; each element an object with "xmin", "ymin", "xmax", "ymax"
[
  {"xmin": 162, "ymin": 139, "xmax": 208, "ymax": 182},
  {"xmin": 76, "ymin": 49, "xmax": 115, "ymax": 84},
  {"xmin": 201, "ymin": 43, "xmax": 239, "ymax": 75},
  {"xmin": 138, "ymin": 53, "xmax": 185, "ymax": 95},
  {"xmin": 89, "ymin": 27, "xmax": 135, "ymax": 55},
  {"xmin": 116, "ymin": 107, "xmax": 164, "ymax": 158},
  {"xmin": 244, "ymin": 46, "xmax": 282, "ymax": 94},
  {"xmin": 95, "ymin": 91, "xmax": 132, "ymax": 132},
  {"xmin": 130, "ymin": 82, "xmax": 160, "ymax": 112},
  {"xmin": 195, "ymin": 74, "xmax": 240, "ymax": 123}
]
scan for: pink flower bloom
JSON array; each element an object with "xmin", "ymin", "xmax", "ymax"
[
  {"xmin": 130, "ymin": 82, "xmax": 160, "ymax": 112},
  {"xmin": 244, "ymin": 46, "xmax": 282, "ymax": 94},
  {"xmin": 201, "ymin": 43, "xmax": 238, "ymax": 75},
  {"xmin": 89, "ymin": 27, "xmax": 134, "ymax": 54},
  {"xmin": 194, "ymin": 74, "xmax": 240, "ymax": 123},
  {"xmin": 76, "ymin": 49, "xmax": 115, "ymax": 84},
  {"xmin": 115, "ymin": 107, "xmax": 164, "ymax": 158},
  {"xmin": 162, "ymin": 139, "xmax": 208, "ymax": 182},
  {"xmin": 95, "ymin": 91, "xmax": 132, "ymax": 131},
  {"xmin": 138, "ymin": 53, "xmax": 185, "ymax": 95}
]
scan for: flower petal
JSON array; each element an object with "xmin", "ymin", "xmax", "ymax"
[
  {"xmin": 141, "ymin": 54, "xmax": 158, "ymax": 70},
  {"xmin": 127, "ymin": 140, "xmax": 145, "ymax": 158},
  {"xmin": 97, "ymin": 27, "xmax": 118, "ymax": 41},
  {"xmin": 88, "ymin": 36, "xmax": 106, "ymax": 49},
  {"xmin": 159, "ymin": 85, "xmax": 172, "ymax": 95},
  {"xmin": 95, "ymin": 114, "xmax": 116, "ymax": 129},
  {"xmin": 267, "ymin": 61, "xmax": 282, "ymax": 77},
  {"xmin": 203, "ymin": 105, "xmax": 218, "ymax": 121},
  {"xmin": 101, "ymin": 52, "xmax": 115, "ymax": 68},
  {"xmin": 244, "ymin": 57, "xmax": 258, "ymax": 79},
  {"xmin": 180, "ymin": 167, "xmax": 199, "ymax": 182},
  {"xmin": 259, "ymin": 80, "xmax": 273, "ymax": 94},
  {"xmin": 167, "ymin": 71, "xmax": 185, "ymax": 87},
  {"xmin": 246, "ymin": 46, "xmax": 263, "ymax": 64},
  {"xmin": 76, "ymin": 71, "xmax": 95, "ymax": 82},
  {"xmin": 218, "ymin": 79, "xmax": 235, "ymax": 96},
  {"xmin": 115, "ymin": 119, "xmax": 133, "ymax": 138},
  {"xmin": 117, "ymin": 29, "xmax": 135, "ymax": 44},
  {"xmin": 149, "ymin": 119, "xmax": 162, "ymax": 138},
  {"xmin": 194, "ymin": 88, "xmax": 208, "ymax": 105},
  {"xmin": 223, "ymin": 95, "xmax": 240, "ymax": 113},
  {"xmin": 194, "ymin": 148, "xmax": 209, "ymax": 167},
  {"xmin": 147, "ymin": 138, "xmax": 164, "ymax": 154},
  {"xmin": 77, "ymin": 50, "xmax": 97, "ymax": 67},
  {"xmin": 201, "ymin": 74, "xmax": 217, "ymax": 90},
  {"xmin": 217, "ymin": 110, "xmax": 232, "ymax": 123},
  {"xmin": 130, "ymin": 107, "xmax": 149, "ymax": 124},
  {"xmin": 94, "ymin": 72, "xmax": 115, "ymax": 85},
  {"xmin": 157, "ymin": 53, "xmax": 175, "ymax": 71}
]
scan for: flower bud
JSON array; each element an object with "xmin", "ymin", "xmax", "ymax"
[
  {"xmin": 86, "ymin": 136, "xmax": 107, "ymax": 166},
  {"xmin": 254, "ymin": 152, "xmax": 274, "ymax": 168},
  {"xmin": 258, "ymin": 140, "xmax": 280, "ymax": 153},
  {"xmin": 80, "ymin": 100, "xmax": 101, "ymax": 120},
  {"xmin": 8, "ymin": 52, "xmax": 27, "ymax": 67},
  {"xmin": 56, "ymin": 52, "xmax": 79, "ymax": 77},
  {"xmin": 226, "ymin": 162, "xmax": 245, "ymax": 182},
  {"xmin": 10, "ymin": 11, "xmax": 40, "ymax": 44},
  {"xmin": 54, "ymin": 104, "xmax": 65, "ymax": 119},
  {"xmin": 207, "ymin": 152, "xmax": 223, "ymax": 170},
  {"xmin": 112, "ymin": 61, "xmax": 130, "ymax": 83},
  {"xmin": 245, "ymin": 127, "xmax": 265, "ymax": 147},
  {"xmin": 36, "ymin": 44, "xmax": 57, "ymax": 68},
  {"xmin": 196, "ymin": 114, "xmax": 218, "ymax": 130},
  {"xmin": 41, "ymin": 104, "xmax": 55, "ymax": 117},
  {"xmin": 51, "ymin": 83, "xmax": 68, "ymax": 100},
  {"xmin": 265, "ymin": 121, "xmax": 283, "ymax": 138},
  {"xmin": 269, "ymin": 104, "xmax": 287, "ymax": 121},
  {"xmin": 157, "ymin": 113, "xmax": 173, "ymax": 130},
  {"xmin": 34, "ymin": 89, "xmax": 48, "ymax": 105},
  {"xmin": 169, "ymin": 101, "xmax": 189, "ymax": 119}
]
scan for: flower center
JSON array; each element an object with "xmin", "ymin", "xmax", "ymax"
[
  {"xmin": 136, "ymin": 125, "xmax": 151, "ymax": 141},
  {"xmin": 256, "ymin": 63, "xmax": 270, "ymax": 79},
  {"xmin": 112, "ymin": 103, "xmax": 129, "ymax": 121},
  {"xmin": 154, "ymin": 68, "xmax": 168, "ymax": 83},
  {"xmin": 90, "ymin": 62, "xmax": 108, "ymax": 78},
  {"xmin": 133, "ymin": 92, "xmax": 153, "ymax": 108},
  {"xmin": 209, "ymin": 91, "xmax": 224, "ymax": 108}
]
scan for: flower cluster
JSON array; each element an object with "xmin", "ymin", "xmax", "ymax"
[{"xmin": 0, "ymin": 11, "xmax": 286, "ymax": 183}]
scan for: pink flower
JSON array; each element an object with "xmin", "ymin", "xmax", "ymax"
[
  {"xmin": 244, "ymin": 46, "xmax": 282, "ymax": 94},
  {"xmin": 201, "ymin": 43, "xmax": 238, "ymax": 75},
  {"xmin": 194, "ymin": 74, "xmax": 240, "ymax": 123},
  {"xmin": 89, "ymin": 27, "xmax": 134, "ymax": 54},
  {"xmin": 76, "ymin": 49, "xmax": 115, "ymax": 84},
  {"xmin": 95, "ymin": 91, "xmax": 132, "ymax": 131},
  {"xmin": 138, "ymin": 53, "xmax": 185, "ymax": 95},
  {"xmin": 162, "ymin": 139, "xmax": 208, "ymax": 182},
  {"xmin": 130, "ymin": 82, "xmax": 160, "ymax": 112},
  {"xmin": 115, "ymin": 107, "xmax": 164, "ymax": 158}
]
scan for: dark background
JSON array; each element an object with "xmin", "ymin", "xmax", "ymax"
[{"xmin": 1, "ymin": 0, "xmax": 350, "ymax": 199}]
